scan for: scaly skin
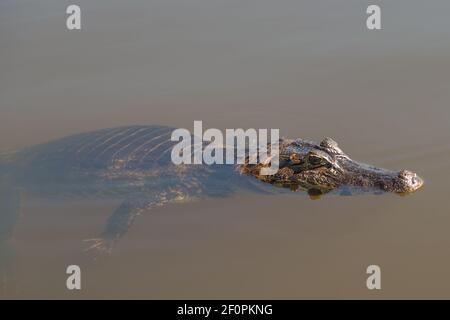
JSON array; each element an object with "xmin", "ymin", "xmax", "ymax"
[
  {"xmin": 0, "ymin": 127, "xmax": 423, "ymax": 256},
  {"xmin": 239, "ymin": 137, "xmax": 423, "ymax": 195}
]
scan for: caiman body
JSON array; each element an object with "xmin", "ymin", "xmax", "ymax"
[{"xmin": 0, "ymin": 125, "xmax": 423, "ymax": 253}]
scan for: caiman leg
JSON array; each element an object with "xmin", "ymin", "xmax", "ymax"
[{"xmin": 84, "ymin": 189, "xmax": 192, "ymax": 254}]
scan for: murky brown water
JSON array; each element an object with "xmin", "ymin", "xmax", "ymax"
[{"xmin": 1, "ymin": 0, "xmax": 450, "ymax": 299}]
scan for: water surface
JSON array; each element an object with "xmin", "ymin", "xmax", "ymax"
[{"xmin": 1, "ymin": 0, "xmax": 450, "ymax": 298}]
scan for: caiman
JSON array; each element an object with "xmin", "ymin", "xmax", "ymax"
[{"xmin": 0, "ymin": 125, "xmax": 423, "ymax": 253}]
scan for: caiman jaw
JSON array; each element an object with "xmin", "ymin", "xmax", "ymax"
[{"xmin": 339, "ymin": 159, "xmax": 424, "ymax": 194}]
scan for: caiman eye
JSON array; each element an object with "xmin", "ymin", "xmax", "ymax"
[
  {"xmin": 307, "ymin": 150, "xmax": 332, "ymax": 168},
  {"xmin": 308, "ymin": 155, "xmax": 323, "ymax": 166}
]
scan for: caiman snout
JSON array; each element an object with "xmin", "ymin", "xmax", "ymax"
[{"xmin": 397, "ymin": 169, "xmax": 423, "ymax": 193}]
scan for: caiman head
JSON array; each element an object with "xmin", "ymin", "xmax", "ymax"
[{"xmin": 241, "ymin": 137, "xmax": 423, "ymax": 195}]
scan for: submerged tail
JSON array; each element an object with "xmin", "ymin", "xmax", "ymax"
[
  {"xmin": 0, "ymin": 187, "xmax": 22, "ymax": 297},
  {"xmin": 0, "ymin": 150, "xmax": 15, "ymax": 182},
  {"xmin": 0, "ymin": 151, "xmax": 21, "ymax": 296}
]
